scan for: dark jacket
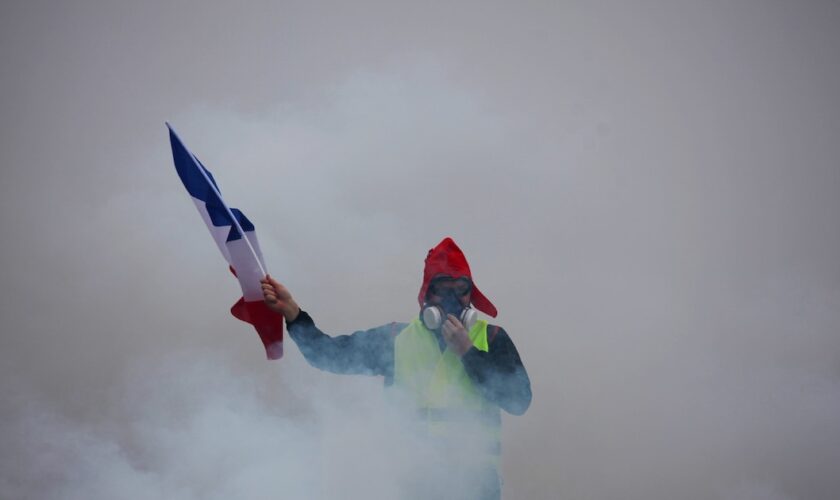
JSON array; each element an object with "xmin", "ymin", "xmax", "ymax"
[{"xmin": 287, "ymin": 310, "xmax": 532, "ymax": 415}]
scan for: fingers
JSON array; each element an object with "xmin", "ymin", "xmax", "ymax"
[
  {"xmin": 445, "ymin": 314, "xmax": 463, "ymax": 329},
  {"xmin": 442, "ymin": 315, "xmax": 465, "ymax": 337},
  {"xmin": 265, "ymin": 274, "xmax": 284, "ymax": 290},
  {"xmin": 442, "ymin": 315, "xmax": 471, "ymax": 356},
  {"xmin": 261, "ymin": 281, "xmax": 278, "ymax": 303},
  {"xmin": 261, "ymin": 275, "xmax": 278, "ymax": 286},
  {"xmin": 442, "ymin": 315, "xmax": 454, "ymax": 327},
  {"xmin": 261, "ymin": 274, "xmax": 285, "ymax": 295}
]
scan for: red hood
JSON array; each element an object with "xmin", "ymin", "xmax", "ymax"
[{"xmin": 417, "ymin": 237, "xmax": 497, "ymax": 318}]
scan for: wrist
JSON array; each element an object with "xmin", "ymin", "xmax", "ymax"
[
  {"xmin": 282, "ymin": 302, "xmax": 300, "ymax": 323},
  {"xmin": 454, "ymin": 338, "xmax": 472, "ymax": 357}
]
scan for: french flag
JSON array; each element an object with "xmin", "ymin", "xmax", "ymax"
[{"xmin": 167, "ymin": 123, "xmax": 283, "ymax": 360}]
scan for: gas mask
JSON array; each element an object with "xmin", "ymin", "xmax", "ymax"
[{"xmin": 421, "ymin": 289, "xmax": 478, "ymax": 331}]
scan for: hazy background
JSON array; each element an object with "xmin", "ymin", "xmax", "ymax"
[{"xmin": 2, "ymin": 1, "xmax": 839, "ymax": 498}]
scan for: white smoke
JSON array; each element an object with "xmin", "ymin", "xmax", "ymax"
[
  {"xmin": 0, "ymin": 349, "xmax": 496, "ymax": 500},
  {"xmin": 2, "ymin": 2, "xmax": 840, "ymax": 497}
]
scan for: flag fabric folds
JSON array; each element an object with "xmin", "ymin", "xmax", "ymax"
[{"xmin": 167, "ymin": 123, "xmax": 283, "ymax": 359}]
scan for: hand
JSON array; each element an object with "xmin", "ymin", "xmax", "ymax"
[
  {"xmin": 260, "ymin": 274, "xmax": 300, "ymax": 322},
  {"xmin": 442, "ymin": 314, "xmax": 473, "ymax": 356}
]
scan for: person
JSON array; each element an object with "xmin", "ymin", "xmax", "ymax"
[{"xmin": 260, "ymin": 237, "xmax": 531, "ymax": 499}]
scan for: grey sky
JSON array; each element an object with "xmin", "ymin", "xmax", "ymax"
[{"xmin": 2, "ymin": 1, "xmax": 840, "ymax": 499}]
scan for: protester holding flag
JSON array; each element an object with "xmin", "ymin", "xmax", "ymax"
[
  {"xmin": 261, "ymin": 237, "xmax": 531, "ymax": 500},
  {"xmin": 168, "ymin": 125, "xmax": 530, "ymax": 498}
]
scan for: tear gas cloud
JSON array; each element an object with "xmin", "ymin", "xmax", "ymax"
[
  {"xmin": 1, "ymin": 1, "xmax": 840, "ymax": 499},
  {"xmin": 2, "ymin": 351, "xmax": 503, "ymax": 500}
]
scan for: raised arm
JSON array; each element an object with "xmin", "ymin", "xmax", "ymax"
[
  {"xmin": 287, "ymin": 311, "xmax": 402, "ymax": 378},
  {"xmin": 261, "ymin": 275, "xmax": 402, "ymax": 379}
]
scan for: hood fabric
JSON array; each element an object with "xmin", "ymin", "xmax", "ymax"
[{"xmin": 417, "ymin": 237, "xmax": 498, "ymax": 318}]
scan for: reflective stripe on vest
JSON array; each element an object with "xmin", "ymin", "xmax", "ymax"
[{"xmin": 393, "ymin": 318, "xmax": 501, "ymax": 458}]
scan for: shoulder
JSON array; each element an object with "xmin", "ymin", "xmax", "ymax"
[
  {"xmin": 485, "ymin": 323, "xmax": 508, "ymax": 344},
  {"xmin": 386, "ymin": 321, "xmax": 409, "ymax": 337},
  {"xmin": 374, "ymin": 321, "xmax": 409, "ymax": 338}
]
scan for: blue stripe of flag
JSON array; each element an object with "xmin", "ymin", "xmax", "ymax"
[
  {"xmin": 168, "ymin": 124, "xmax": 255, "ymax": 241},
  {"xmin": 168, "ymin": 126, "xmax": 222, "ymax": 202}
]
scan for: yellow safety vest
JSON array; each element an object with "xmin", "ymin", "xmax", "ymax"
[{"xmin": 392, "ymin": 318, "xmax": 501, "ymax": 462}]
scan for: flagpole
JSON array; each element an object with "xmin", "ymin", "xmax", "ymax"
[{"xmin": 167, "ymin": 122, "xmax": 268, "ymax": 277}]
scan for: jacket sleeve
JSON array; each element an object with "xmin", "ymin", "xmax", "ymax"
[
  {"xmin": 461, "ymin": 326, "xmax": 532, "ymax": 415},
  {"xmin": 286, "ymin": 310, "xmax": 402, "ymax": 381}
]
